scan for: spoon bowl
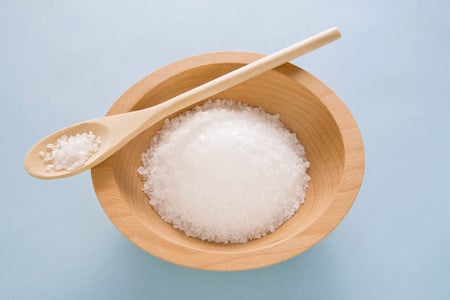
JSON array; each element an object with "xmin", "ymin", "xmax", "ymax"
[{"xmin": 25, "ymin": 122, "xmax": 109, "ymax": 179}]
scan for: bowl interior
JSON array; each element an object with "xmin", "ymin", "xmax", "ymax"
[
  {"xmin": 110, "ymin": 62, "xmax": 344, "ymax": 251},
  {"xmin": 92, "ymin": 51, "xmax": 364, "ymax": 270}
]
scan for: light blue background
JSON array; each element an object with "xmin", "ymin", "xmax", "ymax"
[{"xmin": 1, "ymin": 0, "xmax": 449, "ymax": 299}]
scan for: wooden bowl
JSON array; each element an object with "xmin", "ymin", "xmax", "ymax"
[{"xmin": 91, "ymin": 51, "xmax": 364, "ymax": 271}]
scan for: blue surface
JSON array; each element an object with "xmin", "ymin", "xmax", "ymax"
[{"xmin": 1, "ymin": 0, "xmax": 449, "ymax": 299}]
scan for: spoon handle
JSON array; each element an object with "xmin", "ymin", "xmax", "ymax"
[{"xmin": 152, "ymin": 27, "xmax": 341, "ymax": 116}]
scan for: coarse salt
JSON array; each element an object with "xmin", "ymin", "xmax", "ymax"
[
  {"xmin": 40, "ymin": 131, "xmax": 102, "ymax": 171},
  {"xmin": 138, "ymin": 99, "xmax": 310, "ymax": 244}
]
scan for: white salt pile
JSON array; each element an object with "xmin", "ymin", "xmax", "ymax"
[
  {"xmin": 138, "ymin": 99, "xmax": 310, "ymax": 244},
  {"xmin": 39, "ymin": 131, "xmax": 101, "ymax": 171}
]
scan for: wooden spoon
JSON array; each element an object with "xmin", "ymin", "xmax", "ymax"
[{"xmin": 24, "ymin": 27, "xmax": 341, "ymax": 179}]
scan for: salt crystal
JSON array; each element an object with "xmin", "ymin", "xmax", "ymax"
[
  {"xmin": 138, "ymin": 99, "xmax": 310, "ymax": 244},
  {"xmin": 40, "ymin": 131, "xmax": 102, "ymax": 172}
]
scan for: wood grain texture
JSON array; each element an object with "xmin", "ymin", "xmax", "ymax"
[{"xmin": 91, "ymin": 51, "xmax": 364, "ymax": 270}]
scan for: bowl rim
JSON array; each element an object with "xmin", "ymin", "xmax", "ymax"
[{"xmin": 91, "ymin": 51, "xmax": 365, "ymax": 271}]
